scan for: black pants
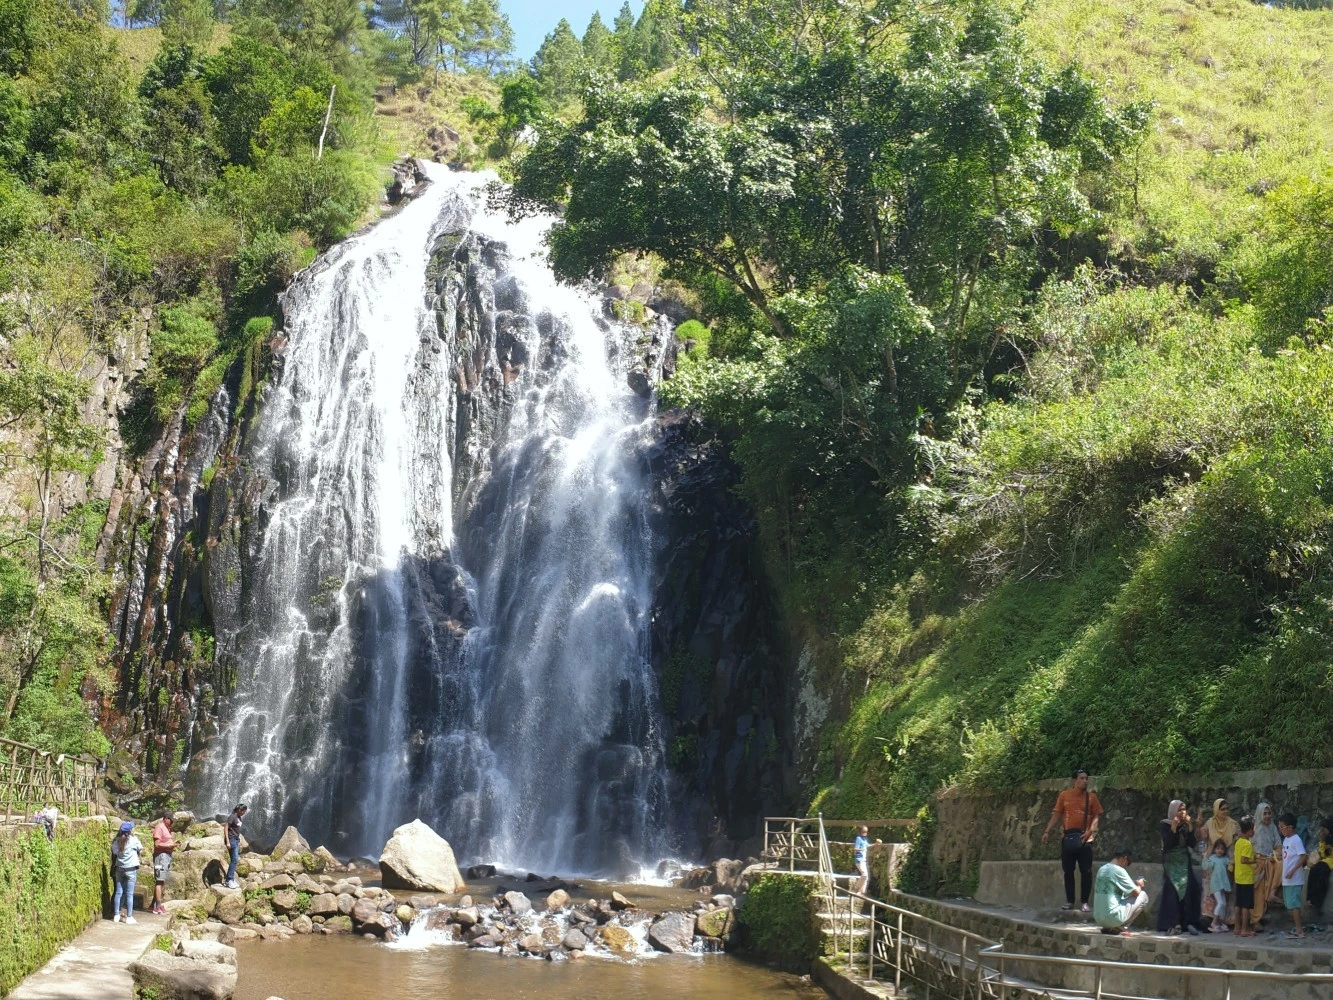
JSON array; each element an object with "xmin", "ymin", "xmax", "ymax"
[
  {"xmin": 1310, "ymin": 861, "xmax": 1330, "ymax": 912},
  {"xmin": 1061, "ymin": 834, "xmax": 1093, "ymax": 904}
]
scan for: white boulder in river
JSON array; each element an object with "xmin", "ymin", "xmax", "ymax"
[{"xmin": 378, "ymin": 819, "xmax": 466, "ymax": 892}]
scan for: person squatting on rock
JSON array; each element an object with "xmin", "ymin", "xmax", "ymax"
[
  {"xmin": 150, "ymin": 812, "xmax": 176, "ymax": 915},
  {"xmin": 224, "ymin": 803, "xmax": 247, "ymax": 889},
  {"xmin": 1041, "ymin": 768, "xmax": 1103, "ymax": 912},
  {"xmin": 111, "ymin": 820, "xmax": 143, "ymax": 924},
  {"xmin": 1093, "ymin": 847, "xmax": 1149, "ymax": 936},
  {"xmin": 1158, "ymin": 799, "xmax": 1204, "ymax": 935}
]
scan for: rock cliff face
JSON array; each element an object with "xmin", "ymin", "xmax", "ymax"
[{"xmin": 102, "ymin": 172, "xmax": 797, "ymax": 860}]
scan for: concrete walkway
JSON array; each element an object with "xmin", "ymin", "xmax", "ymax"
[{"xmin": 8, "ymin": 910, "xmax": 168, "ymax": 1000}]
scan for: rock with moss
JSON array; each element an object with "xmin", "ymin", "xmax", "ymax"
[{"xmin": 130, "ymin": 949, "xmax": 236, "ymax": 1000}]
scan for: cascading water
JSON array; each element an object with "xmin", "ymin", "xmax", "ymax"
[{"xmin": 200, "ymin": 168, "xmax": 669, "ymax": 875}]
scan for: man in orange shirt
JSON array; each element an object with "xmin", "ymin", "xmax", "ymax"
[{"xmin": 1041, "ymin": 768, "xmax": 1104, "ymax": 912}]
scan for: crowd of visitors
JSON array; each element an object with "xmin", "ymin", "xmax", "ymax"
[{"xmin": 1041, "ymin": 776, "xmax": 1332, "ymax": 939}]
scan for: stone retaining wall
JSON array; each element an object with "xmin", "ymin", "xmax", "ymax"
[
  {"xmin": 0, "ymin": 816, "xmax": 110, "ymax": 995},
  {"xmin": 933, "ymin": 768, "xmax": 1333, "ymax": 878}
]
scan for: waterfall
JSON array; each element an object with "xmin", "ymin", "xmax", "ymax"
[{"xmin": 200, "ymin": 168, "xmax": 669, "ymax": 875}]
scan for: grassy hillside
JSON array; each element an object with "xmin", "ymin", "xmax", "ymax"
[
  {"xmin": 1026, "ymin": 0, "xmax": 1331, "ymax": 265},
  {"xmin": 805, "ymin": 0, "xmax": 1333, "ymax": 822}
]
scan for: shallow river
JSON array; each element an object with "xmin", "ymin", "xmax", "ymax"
[{"xmin": 235, "ymin": 935, "xmax": 822, "ymax": 1000}]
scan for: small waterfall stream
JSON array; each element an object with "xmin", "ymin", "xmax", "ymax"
[{"xmin": 201, "ymin": 168, "xmax": 668, "ymax": 874}]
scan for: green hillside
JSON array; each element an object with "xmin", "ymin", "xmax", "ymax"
[{"xmin": 805, "ymin": 0, "xmax": 1333, "ymax": 822}]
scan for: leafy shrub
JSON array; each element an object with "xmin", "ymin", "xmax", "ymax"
[
  {"xmin": 145, "ymin": 294, "xmax": 220, "ymax": 420},
  {"xmin": 737, "ymin": 872, "xmax": 820, "ymax": 971}
]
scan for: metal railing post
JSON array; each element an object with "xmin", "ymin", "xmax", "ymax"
[
  {"xmin": 895, "ymin": 910, "xmax": 903, "ymax": 990},
  {"xmin": 1224, "ymin": 972, "xmax": 1232, "ymax": 1000},
  {"xmin": 1094, "ymin": 964, "xmax": 1103, "ymax": 1000},
  {"xmin": 925, "ymin": 922, "xmax": 932, "ymax": 1000},
  {"xmin": 788, "ymin": 819, "xmax": 795, "ymax": 872},
  {"xmin": 867, "ymin": 899, "xmax": 875, "ymax": 980}
]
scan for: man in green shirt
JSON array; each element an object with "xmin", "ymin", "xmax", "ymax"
[{"xmin": 1093, "ymin": 848, "xmax": 1149, "ymax": 935}]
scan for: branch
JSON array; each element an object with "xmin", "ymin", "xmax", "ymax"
[{"xmin": 318, "ymin": 84, "xmax": 336, "ymax": 162}]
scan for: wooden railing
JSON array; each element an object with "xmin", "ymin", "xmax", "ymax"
[{"xmin": 0, "ymin": 736, "xmax": 99, "ymax": 823}]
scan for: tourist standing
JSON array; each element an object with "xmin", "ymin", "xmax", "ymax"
[
  {"xmin": 1157, "ymin": 800, "xmax": 1203, "ymax": 935},
  {"xmin": 1280, "ymin": 813, "xmax": 1308, "ymax": 938},
  {"xmin": 150, "ymin": 813, "xmax": 176, "ymax": 915},
  {"xmin": 1250, "ymin": 800, "xmax": 1282, "ymax": 924},
  {"xmin": 1233, "ymin": 815, "xmax": 1257, "ymax": 937},
  {"xmin": 1200, "ymin": 798, "xmax": 1239, "ymax": 928},
  {"xmin": 111, "ymin": 821, "xmax": 143, "ymax": 924},
  {"xmin": 1040, "ymin": 768, "xmax": 1103, "ymax": 912},
  {"xmin": 853, "ymin": 825, "xmax": 871, "ymax": 895},
  {"xmin": 1093, "ymin": 848, "xmax": 1149, "ymax": 936},
  {"xmin": 1201, "ymin": 840, "xmax": 1232, "ymax": 932},
  {"xmin": 224, "ymin": 804, "xmax": 247, "ymax": 889}
]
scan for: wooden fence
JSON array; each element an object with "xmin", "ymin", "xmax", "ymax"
[{"xmin": 0, "ymin": 736, "xmax": 99, "ymax": 823}]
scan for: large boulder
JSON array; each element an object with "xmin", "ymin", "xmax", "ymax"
[
  {"xmin": 501, "ymin": 891, "xmax": 532, "ymax": 915},
  {"xmin": 377, "ymin": 819, "xmax": 465, "ymax": 892},
  {"xmin": 130, "ymin": 949, "xmax": 237, "ymax": 1000},
  {"xmin": 306, "ymin": 893, "xmax": 339, "ymax": 917},
  {"xmin": 599, "ymin": 924, "xmax": 637, "ymax": 958},
  {"xmin": 696, "ymin": 907, "xmax": 735, "ymax": 941},
  {"xmin": 213, "ymin": 891, "xmax": 245, "ymax": 926},
  {"xmin": 648, "ymin": 912, "xmax": 696, "ymax": 954}
]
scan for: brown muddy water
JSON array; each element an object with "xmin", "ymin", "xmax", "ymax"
[
  {"xmin": 234, "ymin": 935, "xmax": 823, "ymax": 1000},
  {"xmin": 234, "ymin": 878, "xmax": 824, "ymax": 999}
]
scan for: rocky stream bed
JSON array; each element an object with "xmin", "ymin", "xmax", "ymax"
[{"xmin": 130, "ymin": 815, "xmax": 762, "ymax": 1000}]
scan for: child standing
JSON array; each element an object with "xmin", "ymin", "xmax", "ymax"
[
  {"xmin": 1233, "ymin": 815, "xmax": 1257, "ymax": 937},
  {"xmin": 1280, "ymin": 812, "xmax": 1308, "ymax": 938},
  {"xmin": 1202, "ymin": 839, "xmax": 1232, "ymax": 931}
]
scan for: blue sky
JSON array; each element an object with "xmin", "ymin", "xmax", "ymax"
[{"xmin": 501, "ymin": 1, "xmax": 643, "ymax": 62}]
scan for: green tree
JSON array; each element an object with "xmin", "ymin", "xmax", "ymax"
[
  {"xmin": 582, "ymin": 10, "xmax": 614, "ymax": 75},
  {"xmin": 161, "ymin": 0, "xmax": 215, "ymax": 45},
  {"xmin": 138, "ymin": 44, "xmax": 220, "ymax": 194},
  {"xmin": 611, "ymin": 0, "xmax": 636, "ymax": 81},
  {"xmin": 531, "ymin": 17, "xmax": 585, "ymax": 105}
]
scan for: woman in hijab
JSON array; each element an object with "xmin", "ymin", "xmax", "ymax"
[
  {"xmin": 1200, "ymin": 798, "xmax": 1240, "ymax": 927},
  {"xmin": 1158, "ymin": 799, "xmax": 1204, "ymax": 934},
  {"xmin": 1250, "ymin": 801, "xmax": 1282, "ymax": 924}
]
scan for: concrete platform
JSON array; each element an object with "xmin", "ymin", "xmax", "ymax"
[
  {"xmin": 976, "ymin": 860, "xmax": 1161, "ymax": 917},
  {"xmin": 8, "ymin": 910, "xmax": 168, "ymax": 1000},
  {"xmin": 892, "ymin": 890, "xmax": 1333, "ymax": 1000}
]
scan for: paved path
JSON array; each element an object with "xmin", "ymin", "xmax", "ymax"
[{"xmin": 8, "ymin": 910, "xmax": 169, "ymax": 1000}]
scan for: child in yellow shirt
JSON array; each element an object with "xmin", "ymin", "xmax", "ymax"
[{"xmin": 1233, "ymin": 816, "xmax": 1257, "ymax": 937}]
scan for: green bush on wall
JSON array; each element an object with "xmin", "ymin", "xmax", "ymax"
[
  {"xmin": 0, "ymin": 819, "xmax": 109, "ymax": 994},
  {"xmin": 737, "ymin": 872, "xmax": 821, "ymax": 972}
]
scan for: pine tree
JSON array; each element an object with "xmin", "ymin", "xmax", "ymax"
[
  {"xmin": 611, "ymin": 1, "xmax": 636, "ymax": 81},
  {"xmin": 582, "ymin": 10, "xmax": 614, "ymax": 75},
  {"xmin": 530, "ymin": 17, "xmax": 585, "ymax": 105}
]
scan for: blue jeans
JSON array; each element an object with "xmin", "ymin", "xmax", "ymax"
[
  {"xmin": 113, "ymin": 869, "xmax": 137, "ymax": 918},
  {"xmin": 226, "ymin": 838, "xmax": 239, "ymax": 883}
]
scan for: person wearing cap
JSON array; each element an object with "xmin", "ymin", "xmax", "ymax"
[
  {"xmin": 110, "ymin": 821, "xmax": 144, "ymax": 924},
  {"xmin": 1041, "ymin": 768, "xmax": 1104, "ymax": 911},
  {"xmin": 1094, "ymin": 848, "xmax": 1149, "ymax": 935}
]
